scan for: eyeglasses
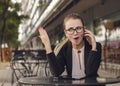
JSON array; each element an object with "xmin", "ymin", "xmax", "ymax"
[{"xmin": 65, "ymin": 26, "xmax": 84, "ymax": 35}]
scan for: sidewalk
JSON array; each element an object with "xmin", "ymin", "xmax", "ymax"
[
  {"xmin": 0, "ymin": 62, "xmax": 14, "ymax": 86},
  {"xmin": 0, "ymin": 62, "xmax": 10, "ymax": 69}
]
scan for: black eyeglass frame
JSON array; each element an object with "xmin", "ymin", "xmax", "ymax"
[{"xmin": 65, "ymin": 26, "xmax": 84, "ymax": 35}]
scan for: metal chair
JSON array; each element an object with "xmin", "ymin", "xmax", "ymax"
[
  {"xmin": 10, "ymin": 52, "xmax": 40, "ymax": 85},
  {"xmin": 45, "ymin": 62, "xmax": 52, "ymax": 76},
  {"xmin": 10, "ymin": 54, "xmax": 26, "ymax": 84}
]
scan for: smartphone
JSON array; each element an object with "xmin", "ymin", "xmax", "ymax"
[{"xmin": 83, "ymin": 28, "xmax": 89, "ymax": 41}]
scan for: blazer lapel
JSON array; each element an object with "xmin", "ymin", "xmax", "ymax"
[
  {"xmin": 66, "ymin": 42, "xmax": 72, "ymax": 76},
  {"xmin": 84, "ymin": 40, "xmax": 91, "ymax": 73}
]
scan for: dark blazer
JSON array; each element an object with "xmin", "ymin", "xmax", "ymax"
[{"xmin": 47, "ymin": 39, "xmax": 102, "ymax": 78}]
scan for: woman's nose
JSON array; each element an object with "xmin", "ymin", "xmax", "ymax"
[{"xmin": 73, "ymin": 30, "xmax": 78, "ymax": 35}]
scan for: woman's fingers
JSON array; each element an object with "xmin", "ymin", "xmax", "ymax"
[
  {"xmin": 38, "ymin": 26, "xmax": 44, "ymax": 36},
  {"xmin": 38, "ymin": 26, "xmax": 48, "ymax": 40},
  {"xmin": 38, "ymin": 26, "xmax": 50, "ymax": 44},
  {"xmin": 84, "ymin": 29, "xmax": 96, "ymax": 45},
  {"xmin": 37, "ymin": 26, "xmax": 52, "ymax": 53},
  {"xmin": 84, "ymin": 29, "xmax": 93, "ymax": 35}
]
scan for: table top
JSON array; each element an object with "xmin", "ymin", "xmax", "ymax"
[{"xmin": 18, "ymin": 76, "xmax": 120, "ymax": 86}]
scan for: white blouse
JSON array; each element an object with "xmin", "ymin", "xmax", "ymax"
[{"xmin": 72, "ymin": 46, "xmax": 86, "ymax": 79}]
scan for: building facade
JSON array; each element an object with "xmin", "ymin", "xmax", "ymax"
[{"xmin": 19, "ymin": 0, "xmax": 120, "ymax": 62}]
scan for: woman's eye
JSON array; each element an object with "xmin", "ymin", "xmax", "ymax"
[
  {"xmin": 68, "ymin": 28, "xmax": 73, "ymax": 31},
  {"xmin": 76, "ymin": 26, "xmax": 81, "ymax": 30}
]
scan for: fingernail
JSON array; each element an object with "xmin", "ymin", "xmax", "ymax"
[{"xmin": 38, "ymin": 26, "xmax": 42, "ymax": 30}]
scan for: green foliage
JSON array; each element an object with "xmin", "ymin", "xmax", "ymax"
[
  {"xmin": 0, "ymin": 0, "xmax": 29, "ymax": 48},
  {"xmin": 94, "ymin": 28, "xmax": 102, "ymax": 35},
  {"xmin": 39, "ymin": 0, "xmax": 46, "ymax": 9}
]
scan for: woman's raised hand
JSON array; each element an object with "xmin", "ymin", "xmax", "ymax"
[{"xmin": 38, "ymin": 26, "xmax": 52, "ymax": 53}]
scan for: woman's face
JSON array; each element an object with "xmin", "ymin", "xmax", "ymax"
[{"xmin": 64, "ymin": 18, "xmax": 84, "ymax": 46}]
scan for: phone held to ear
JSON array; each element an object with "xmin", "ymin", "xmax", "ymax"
[{"xmin": 83, "ymin": 30, "xmax": 89, "ymax": 42}]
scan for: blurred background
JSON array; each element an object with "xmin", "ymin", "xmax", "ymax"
[
  {"xmin": 0, "ymin": 0, "xmax": 120, "ymax": 85},
  {"xmin": 1, "ymin": 0, "xmax": 120, "ymax": 63}
]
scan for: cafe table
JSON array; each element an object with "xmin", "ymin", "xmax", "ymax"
[{"xmin": 18, "ymin": 75, "xmax": 120, "ymax": 86}]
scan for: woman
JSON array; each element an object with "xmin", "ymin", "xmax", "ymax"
[{"xmin": 38, "ymin": 13, "xmax": 102, "ymax": 79}]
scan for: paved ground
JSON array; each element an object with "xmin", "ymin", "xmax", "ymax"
[{"xmin": 0, "ymin": 62, "xmax": 120, "ymax": 86}]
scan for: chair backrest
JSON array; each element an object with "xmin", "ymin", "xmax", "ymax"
[{"xmin": 36, "ymin": 50, "xmax": 47, "ymax": 60}]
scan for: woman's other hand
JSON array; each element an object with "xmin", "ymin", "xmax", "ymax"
[{"xmin": 84, "ymin": 29, "xmax": 97, "ymax": 51}]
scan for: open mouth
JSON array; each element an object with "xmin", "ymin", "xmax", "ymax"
[{"xmin": 74, "ymin": 37, "xmax": 79, "ymax": 40}]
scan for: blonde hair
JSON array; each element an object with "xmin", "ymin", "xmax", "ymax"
[
  {"xmin": 54, "ymin": 38, "xmax": 68, "ymax": 56},
  {"xmin": 63, "ymin": 13, "xmax": 84, "ymax": 29}
]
